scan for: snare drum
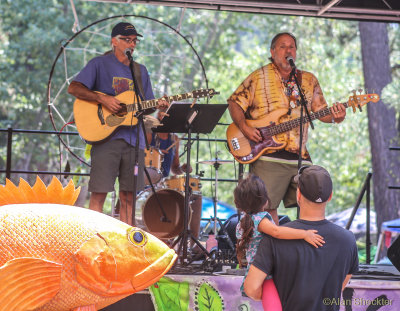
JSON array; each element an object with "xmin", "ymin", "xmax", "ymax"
[
  {"xmin": 164, "ymin": 175, "xmax": 202, "ymax": 195},
  {"xmin": 144, "ymin": 147, "xmax": 163, "ymax": 185}
]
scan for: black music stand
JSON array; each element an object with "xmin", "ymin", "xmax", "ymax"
[{"xmin": 153, "ymin": 102, "xmax": 228, "ymax": 265}]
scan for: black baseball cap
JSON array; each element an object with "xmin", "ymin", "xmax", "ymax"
[
  {"xmin": 111, "ymin": 22, "xmax": 143, "ymax": 38},
  {"xmin": 294, "ymin": 165, "xmax": 332, "ymax": 203}
]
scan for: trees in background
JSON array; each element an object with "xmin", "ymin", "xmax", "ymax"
[
  {"xmin": 359, "ymin": 22, "xmax": 400, "ymax": 232},
  {"xmin": 0, "ymin": 1, "xmax": 399, "ymax": 222}
]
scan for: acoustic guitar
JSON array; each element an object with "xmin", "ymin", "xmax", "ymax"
[
  {"xmin": 226, "ymin": 93, "xmax": 380, "ymax": 164},
  {"xmin": 73, "ymin": 89, "xmax": 217, "ymax": 144}
]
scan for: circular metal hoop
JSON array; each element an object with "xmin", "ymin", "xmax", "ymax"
[{"xmin": 47, "ymin": 14, "xmax": 209, "ymax": 166}]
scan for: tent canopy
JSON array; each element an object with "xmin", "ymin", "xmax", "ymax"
[
  {"xmin": 382, "ymin": 218, "xmax": 400, "ymax": 233},
  {"xmin": 84, "ymin": 0, "xmax": 400, "ymax": 23}
]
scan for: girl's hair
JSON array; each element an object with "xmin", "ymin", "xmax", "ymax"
[{"xmin": 234, "ymin": 174, "xmax": 270, "ymax": 267}]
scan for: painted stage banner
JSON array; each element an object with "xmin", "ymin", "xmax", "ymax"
[
  {"xmin": 149, "ymin": 273, "xmax": 400, "ymax": 311},
  {"xmin": 149, "ymin": 273, "xmax": 262, "ymax": 311}
]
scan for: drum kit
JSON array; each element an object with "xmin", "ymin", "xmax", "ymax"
[
  {"xmin": 138, "ymin": 145, "xmax": 237, "ymax": 263},
  {"xmin": 139, "ymin": 151, "xmax": 203, "ymax": 240},
  {"xmin": 137, "ymin": 102, "xmax": 231, "ymax": 267}
]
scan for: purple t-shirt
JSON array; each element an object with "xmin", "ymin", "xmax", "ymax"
[{"xmin": 73, "ymin": 53, "xmax": 155, "ymax": 148}]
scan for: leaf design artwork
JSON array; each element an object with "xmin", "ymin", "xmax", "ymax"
[
  {"xmin": 150, "ymin": 276, "xmax": 190, "ymax": 311},
  {"xmin": 194, "ymin": 282, "xmax": 224, "ymax": 311}
]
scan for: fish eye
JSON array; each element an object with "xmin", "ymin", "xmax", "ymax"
[{"xmin": 128, "ymin": 229, "xmax": 147, "ymax": 247}]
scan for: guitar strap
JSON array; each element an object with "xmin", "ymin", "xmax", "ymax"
[{"xmin": 133, "ymin": 61, "xmax": 145, "ymax": 101}]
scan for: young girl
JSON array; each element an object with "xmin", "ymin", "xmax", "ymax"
[{"xmin": 235, "ymin": 174, "xmax": 324, "ymax": 310}]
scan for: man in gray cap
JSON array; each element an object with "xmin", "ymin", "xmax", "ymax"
[
  {"xmin": 244, "ymin": 165, "xmax": 359, "ymax": 311},
  {"xmin": 68, "ymin": 22, "xmax": 168, "ymax": 225}
]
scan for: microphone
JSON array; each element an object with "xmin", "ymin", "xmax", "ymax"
[
  {"xmin": 124, "ymin": 48, "xmax": 133, "ymax": 60},
  {"xmin": 286, "ymin": 56, "xmax": 296, "ymax": 70}
]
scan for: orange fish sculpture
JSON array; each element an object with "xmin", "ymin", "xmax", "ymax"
[{"xmin": 0, "ymin": 176, "xmax": 177, "ymax": 311}]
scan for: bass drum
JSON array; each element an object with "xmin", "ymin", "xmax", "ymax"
[{"xmin": 141, "ymin": 189, "xmax": 191, "ymax": 239}]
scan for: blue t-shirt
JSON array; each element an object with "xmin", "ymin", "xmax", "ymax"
[
  {"xmin": 73, "ymin": 53, "xmax": 155, "ymax": 148},
  {"xmin": 150, "ymin": 133, "xmax": 175, "ymax": 177}
]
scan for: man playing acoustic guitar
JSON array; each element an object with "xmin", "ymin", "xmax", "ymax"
[
  {"xmin": 227, "ymin": 32, "xmax": 346, "ymax": 225},
  {"xmin": 68, "ymin": 22, "xmax": 168, "ymax": 225}
]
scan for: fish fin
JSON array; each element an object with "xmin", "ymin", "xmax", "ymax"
[
  {"xmin": 0, "ymin": 257, "xmax": 62, "ymax": 311},
  {"xmin": 18, "ymin": 177, "xmax": 36, "ymax": 203},
  {"xmin": 63, "ymin": 179, "xmax": 81, "ymax": 205},
  {"xmin": 72, "ymin": 305, "xmax": 97, "ymax": 311},
  {"xmin": 0, "ymin": 185, "xmax": 12, "ymax": 205},
  {"xmin": 0, "ymin": 180, "xmax": 18, "ymax": 205},
  {"xmin": 5, "ymin": 179, "xmax": 26, "ymax": 203},
  {"xmin": 32, "ymin": 176, "xmax": 48, "ymax": 203},
  {"xmin": 46, "ymin": 176, "xmax": 64, "ymax": 203}
]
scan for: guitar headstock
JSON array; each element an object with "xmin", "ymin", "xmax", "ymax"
[
  {"xmin": 192, "ymin": 88, "xmax": 220, "ymax": 99},
  {"xmin": 348, "ymin": 92, "xmax": 379, "ymax": 113}
]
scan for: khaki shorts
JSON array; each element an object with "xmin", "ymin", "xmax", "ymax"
[
  {"xmin": 89, "ymin": 139, "xmax": 144, "ymax": 193},
  {"xmin": 250, "ymin": 159, "xmax": 299, "ymax": 210}
]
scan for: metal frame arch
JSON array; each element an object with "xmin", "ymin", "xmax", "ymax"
[{"xmin": 47, "ymin": 14, "xmax": 209, "ymax": 166}]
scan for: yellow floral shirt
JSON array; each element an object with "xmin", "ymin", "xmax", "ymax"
[{"xmin": 228, "ymin": 63, "xmax": 327, "ymax": 157}]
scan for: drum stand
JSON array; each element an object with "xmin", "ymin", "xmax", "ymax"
[
  {"xmin": 199, "ymin": 157, "xmax": 236, "ymax": 253},
  {"xmin": 153, "ymin": 101, "xmax": 226, "ymax": 266}
]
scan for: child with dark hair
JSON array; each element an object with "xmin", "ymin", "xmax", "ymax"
[{"xmin": 235, "ymin": 174, "xmax": 324, "ymax": 310}]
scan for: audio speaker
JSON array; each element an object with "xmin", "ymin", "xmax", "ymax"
[{"xmin": 388, "ymin": 235, "xmax": 400, "ymax": 272}]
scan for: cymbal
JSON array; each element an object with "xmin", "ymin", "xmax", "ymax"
[
  {"xmin": 198, "ymin": 158, "xmax": 233, "ymax": 165},
  {"xmin": 143, "ymin": 115, "xmax": 161, "ymax": 131}
]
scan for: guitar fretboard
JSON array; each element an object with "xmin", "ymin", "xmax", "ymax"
[
  {"xmin": 262, "ymin": 101, "xmax": 351, "ymax": 137},
  {"xmin": 126, "ymin": 92, "xmax": 199, "ymax": 112}
]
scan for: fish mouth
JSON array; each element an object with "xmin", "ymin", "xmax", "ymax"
[{"xmin": 131, "ymin": 248, "xmax": 177, "ymax": 291}]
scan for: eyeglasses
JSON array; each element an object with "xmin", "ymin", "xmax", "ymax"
[{"xmin": 119, "ymin": 37, "xmax": 140, "ymax": 44}]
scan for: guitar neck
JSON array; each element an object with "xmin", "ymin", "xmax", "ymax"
[
  {"xmin": 267, "ymin": 102, "xmax": 350, "ymax": 136},
  {"xmin": 126, "ymin": 92, "xmax": 197, "ymax": 112}
]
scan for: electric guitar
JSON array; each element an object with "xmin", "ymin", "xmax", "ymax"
[
  {"xmin": 226, "ymin": 93, "xmax": 380, "ymax": 164},
  {"xmin": 73, "ymin": 89, "xmax": 217, "ymax": 144}
]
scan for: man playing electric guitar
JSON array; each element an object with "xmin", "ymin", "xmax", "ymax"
[
  {"xmin": 227, "ymin": 32, "xmax": 346, "ymax": 225},
  {"xmin": 68, "ymin": 22, "xmax": 168, "ymax": 225}
]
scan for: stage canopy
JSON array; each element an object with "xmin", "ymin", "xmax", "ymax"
[{"xmin": 84, "ymin": 0, "xmax": 400, "ymax": 23}]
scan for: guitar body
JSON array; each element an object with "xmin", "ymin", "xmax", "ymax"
[
  {"xmin": 226, "ymin": 93, "xmax": 379, "ymax": 164},
  {"xmin": 73, "ymin": 91, "xmax": 139, "ymax": 144},
  {"xmin": 73, "ymin": 88, "xmax": 218, "ymax": 144},
  {"xmin": 226, "ymin": 109, "xmax": 289, "ymax": 164}
]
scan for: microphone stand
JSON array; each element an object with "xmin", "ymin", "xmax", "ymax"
[
  {"xmin": 289, "ymin": 64, "xmax": 314, "ymax": 219},
  {"xmin": 126, "ymin": 50, "xmax": 170, "ymax": 226},
  {"xmin": 126, "ymin": 51, "xmax": 143, "ymax": 226},
  {"xmin": 125, "ymin": 51, "xmax": 150, "ymax": 226}
]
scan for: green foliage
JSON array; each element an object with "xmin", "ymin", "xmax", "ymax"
[
  {"xmin": 195, "ymin": 282, "xmax": 224, "ymax": 311},
  {"xmin": 1, "ymin": 1, "xmax": 399, "ymax": 217},
  {"xmin": 357, "ymin": 241, "xmax": 377, "ymax": 264},
  {"xmin": 150, "ymin": 276, "xmax": 190, "ymax": 311}
]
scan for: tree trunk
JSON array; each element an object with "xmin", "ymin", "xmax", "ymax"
[{"xmin": 359, "ymin": 22, "xmax": 400, "ymax": 233}]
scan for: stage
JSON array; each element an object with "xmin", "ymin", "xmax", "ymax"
[{"xmin": 103, "ymin": 264, "xmax": 400, "ymax": 311}]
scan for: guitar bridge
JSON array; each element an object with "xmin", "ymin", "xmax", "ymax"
[{"xmin": 231, "ymin": 138, "xmax": 240, "ymax": 151}]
